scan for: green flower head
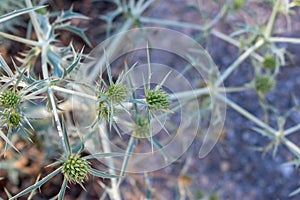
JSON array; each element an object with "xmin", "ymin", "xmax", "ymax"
[
  {"xmin": 98, "ymin": 102, "xmax": 112, "ymax": 122},
  {"xmin": 146, "ymin": 89, "xmax": 169, "ymax": 111},
  {"xmin": 263, "ymin": 55, "xmax": 277, "ymax": 70},
  {"xmin": 0, "ymin": 90, "xmax": 20, "ymax": 108},
  {"xmin": 62, "ymin": 154, "xmax": 91, "ymax": 184},
  {"xmin": 132, "ymin": 117, "xmax": 150, "ymax": 138},
  {"xmin": 8, "ymin": 111, "xmax": 21, "ymax": 127},
  {"xmin": 255, "ymin": 75, "xmax": 275, "ymax": 94},
  {"xmin": 106, "ymin": 84, "xmax": 128, "ymax": 104},
  {"xmin": 233, "ymin": 0, "xmax": 246, "ymax": 10}
]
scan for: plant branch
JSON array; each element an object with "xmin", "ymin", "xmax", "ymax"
[
  {"xmin": 48, "ymin": 87, "xmax": 69, "ymax": 156},
  {"xmin": 25, "ymin": 0, "xmax": 43, "ymax": 41},
  {"xmin": 0, "ymin": 31, "xmax": 40, "ymax": 47},
  {"xmin": 270, "ymin": 37, "xmax": 300, "ymax": 44},
  {"xmin": 98, "ymin": 124, "xmax": 122, "ymax": 200},
  {"xmin": 51, "ymin": 86, "xmax": 97, "ymax": 101},
  {"xmin": 215, "ymin": 38, "xmax": 264, "ymax": 86}
]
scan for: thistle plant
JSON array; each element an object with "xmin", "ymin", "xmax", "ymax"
[{"xmin": 1, "ymin": 0, "xmax": 300, "ymax": 199}]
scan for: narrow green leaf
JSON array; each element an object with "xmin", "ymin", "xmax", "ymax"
[
  {"xmin": 55, "ymin": 24, "xmax": 92, "ymax": 47},
  {"xmin": 60, "ymin": 8, "xmax": 89, "ymax": 21},
  {"xmin": 66, "ymin": 49, "xmax": 83, "ymax": 74},
  {"xmin": 9, "ymin": 167, "xmax": 62, "ymax": 200}
]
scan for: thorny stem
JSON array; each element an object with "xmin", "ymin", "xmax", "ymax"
[
  {"xmin": 140, "ymin": 17, "xmax": 264, "ymax": 63},
  {"xmin": 0, "ymin": 31, "xmax": 40, "ymax": 47},
  {"xmin": 48, "ymin": 87, "xmax": 68, "ymax": 154},
  {"xmin": 88, "ymin": 19, "xmax": 135, "ymax": 81},
  {"xmin": 215, "ymin": 38, "xmax": 265, "ymax": 86},
  {"xmin": 215, "ymin": 93, "xmax": 300, "ymax": 158},
  {"xmin": 98, "ymin": 124, "xmax": 121, "ymax": 200},
  {"xmin": 270, "ymin": 37, "xmax": 300, "ymax": 44},
  {"xmin": 51, "ymin": 86, "xmax": 97, "ymax": 101},
  {"xmin": 24, "ymin": 0, "xmax": 68, "ymax": 155},
  {"xmin": 25, "ymin": 0, "xmax": 43, "ymax": 41}
]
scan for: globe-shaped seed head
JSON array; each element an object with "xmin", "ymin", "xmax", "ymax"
[
  {"xmin": 263, "ymin": 55, "xmax": 276, "ymax": 70},
  {"xmin": 8, "ymin": 112, "xmax": 21, "ymax": 127},
  {"xmin": 62, "ymin": 155, "xmax": 91, "ymax": 184},
  {"xmin": 106, "ymin": 84, "xmax": 128, "ymax": 104},
  {"xmin": 132, "ymin": 118, "xmax": 150, "ymax": 138},
  {"xmin": 233, "ymin": 0, "xmax": 246, "ymax": 10},
  {"xmin": 0, "ymin": 90, "xmax": 20, "ymax": 108},
  {"xmin": 255, "ymin": 76, "xmax": 275, "ymax": 94},
  {"xmin": 98, "ymin": 102, "xmax": 112, "ymax": 122},
  {"xmin": 146, "ymin": 90, "xmax": 169, "ymax": 111}
]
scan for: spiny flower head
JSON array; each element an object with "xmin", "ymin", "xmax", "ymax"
[
  {"xmin": 255, "ymin": 75, "xmax": 275, "ymax": 94},
  {"xmin": 0, "ymin": 90, "xmax": 20, "ymax": 108},
  {"xmin": 98, "ymin": 102, "xmax": 111, "ymax": 122},
  {"xmin": 146, "ymin": 89, "xmax": 169, "ymax": 111},
  {"xmin": 233, "ymin": 0, "xmax": 246, "ymax": 10},
  {"xmin": 106, "ymin": 83, "xmax": 128, "ymax": 104},
  {"xmin": 8, "ymin": 111, "xmax": 21, "ymax": 127},
  {"xmin": 263, "ymin": 55, "xmax": 276, "ymax": 70},
  {"xmin": 132, "ymin": 117, "xmax": 150, "ymax": 138},
  {"xmin": 62, "ymin": 154, "xmax": 91, "ymax": 184}
]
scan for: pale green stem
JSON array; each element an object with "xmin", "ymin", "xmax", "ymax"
[
  {"xmin": 224, "ymin": 87, "xmax": 251, "ymax": 93},
  {"xmin": 41, "ymin": 43, "xmax": 49, "ymax": 80},
  {"xmin": 98, "ymin": 124, "xmax": 121, "ymax": 200},
  {"xmin": 204, "ymin": 4, "xmax": 228, "ymax": 30},
  {"xmin": 284, "ymin": 124, "xmax": 300, "ymax": 136},
  {"xmin": 89, "ymin": 18, "xmax": 136, "ymax": 81},
  {"xmin": 215, "ymin": 93, "xmax": 277, "ymax": 136},
  {"xmin": 215, "ymin": 38, "xmax": 265, "ymax": 86},
  {"xmin": 51, "ymin": 86, "xmax": 97, "ymax": 101},
  {"xmin": 117, "ymin": 136, "xmax": 135, "ymax": 187},
  {"xmin": 25, "ymin": 0, "xmax": 43, "ymax": 41},
  {"xmin": 281, "ymin": 138, "xmax": 300, "ymax": 158},
  {"xmin": 140, "ymin": 17, "xmax": 204, "ymax": 31},
  {"xmin": 270, "ymin": 37, "xmax": 300, "ymax": 44},
  {"xmin": 216, "ymin": 94, "xmax": 300, "ymax": 158},
  {"xmin": 48, "ymin": 87, "xmax": 68, "ymax": 154},
  {"xmin": 211, "ymin": 30, "xmax": 263, "ymax": 62},
  {"xmin": 264, "ymin": 0, "xmax": 280, "ymax": 38},
  {"xmin": 140, "ymin": 18, "xmax": 264, "ymax": 70},
  {"xmin": 0, "ymin": 31, "xmax": 40, "ymax": 47},
  {"xmin": 170, "ymin": 88, "xmax": 209, "ymax": 100}
]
